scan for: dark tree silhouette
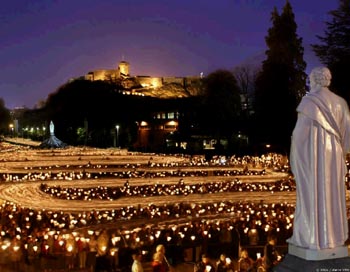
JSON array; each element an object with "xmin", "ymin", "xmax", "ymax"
[
  {"xmin": 199, "ymin": 69, "xmax": 241, "ymax": 141},
  {"xmin": 253, "ymin": 1, "xmax": 307, "ymax": 153},
  {"xmin": 312, "ymin": 0, "xmax": 350, "ymax": 105},
  {"xmin": 42, "ymin": 79, "xmax": 173, "ymax": 148},
  {"xmin": 0, "ymin": 98, "xmax": 11, "ymax": 135},
  {"xmin": 43, "ymin": 79, "xmax": 149, "ymax": 147},
  {"xmin": 232, "ymin": 64, "xmax": 258, "ymax": 130}
]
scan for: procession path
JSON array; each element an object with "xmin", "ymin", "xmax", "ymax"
[{"xmin": 0, "ymin": 181, "xmax": 296, "ymax": 212}]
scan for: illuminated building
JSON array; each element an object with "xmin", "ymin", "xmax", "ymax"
[
  {"xmin": 135, "ymin": 111, "xmax": 180, "ymax": 152},
  {"xmin": 85, "ymin": 60, "xmax": 202, "ymax": 99},
  {"xmin": 85, "ymin": 60, "xmax": 204, "ymax": 152}
]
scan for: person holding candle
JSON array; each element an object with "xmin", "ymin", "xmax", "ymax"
[
  {"xmin": 131, "ymin": 251, "xmax": 144, "ymax": 272},
  {"xmin": 194, "ymin": 253, "xmax": 216, "ymax": 272},
  {"xmin": 152, "ymin": 251, "xmax": 167, "ymax": 272},
  {"xmin": 152, "ymin": 244, "xmax": 174, "ymax": 272},
  {"xmin": 237, "ymin": 249, "xmax": 254, "ymax": 272},
  {"xmin": 263, "ymin": 234, "xmax": 280, "ymax": 272}
]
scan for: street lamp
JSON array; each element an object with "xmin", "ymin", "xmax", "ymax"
[
  {"xmin": 9, "ymin": 124, "xmax": 14, "ymax": 138},
  {"xmin": 116, "ymin": 125, "xmax": 120, "ymax": 148},
  {"xmin": 42, "ymin": 126, "xmax": 46, "ymax": 140}
]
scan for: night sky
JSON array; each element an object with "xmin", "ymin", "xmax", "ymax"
[{"xmin": 1, "ymin": 0, "xmax": 339, "ymax": 109}]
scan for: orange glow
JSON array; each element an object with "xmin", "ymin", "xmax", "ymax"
[
  {"xmin": 167, "ymin": 121, "xmax": 177, "ymax": 126},
  {"xmin": 152, "ymin": 79, "xmax": 160, "ymax": 87}
]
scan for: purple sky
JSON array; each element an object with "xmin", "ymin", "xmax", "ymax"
[{"xmin": 1, "ymin": 0, "xmax": 339, "ymax": 109}]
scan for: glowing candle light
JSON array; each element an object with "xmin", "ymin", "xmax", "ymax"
[{"xmin": 67, "ymin": 245, "xmax": 73, "ymax": 252}]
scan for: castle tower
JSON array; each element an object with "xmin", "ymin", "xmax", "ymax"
[{"xmin": 118, "ymin": 61, "xmax": 130, "ymax": 77}]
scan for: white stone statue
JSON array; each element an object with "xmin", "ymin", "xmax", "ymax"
[
  {"xmin": 49, "ymin": 120, "xmax": 55, "ymax": 135},
  {"xmin": 288, "ymin": 66, "xmax": 350, "ymax": 259},
  {"xmin": 39, "ymin": 120, "xmax": 67, "ymax": 148}
]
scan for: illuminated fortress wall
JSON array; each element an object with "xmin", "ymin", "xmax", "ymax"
[
  {"xmin": 85, "ymin": 69, "xmax": 117, "ymax": 81},
  {"xmin": 85, "ymin": 61, "xmax": 200, "ymax": 89},
  {"xmin": 138, "ymin": 76, "xmax": 163, "ymax": 88}
]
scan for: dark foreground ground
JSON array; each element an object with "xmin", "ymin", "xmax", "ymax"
[{"xmin": 0, "ymin": 259, "xmax": 195, "ymax": 272}]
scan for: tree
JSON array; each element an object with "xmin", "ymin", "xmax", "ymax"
[
  {"xmin": 44, "ymin": 79, "xmax": 124, "ymax": 146},
  {"xmin": 42, "ymin": 79, "xmax": 168, "ymax": 148},
  {"xmin": 199, "ymin": 69, "xmax": 241, "ymax": 141},
  {"xmin": 312, "ymin": 0, "xmax": 350, "ymax": 104},
  {"xmin": 253, "ymin": 1, "xmax": 307, "ymax": 153},
  {"xmin": 232, "ymin": 64, "xmax": 258, "ymax": 117},
  {"xmin": 0, "ymin": 98, "xmax": 11, "ymax": 135}
]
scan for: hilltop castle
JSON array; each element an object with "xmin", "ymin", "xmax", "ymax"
[{"xmin": 84, "ymin": 60, "xmax": 203, "ymax": 98}]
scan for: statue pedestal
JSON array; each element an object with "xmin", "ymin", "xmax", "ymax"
[
  {"xmin": 274, "ymin": 244, "xmax": 350, "ymax": 271},
  {"xmin": 274, "ymin": 253, "xmax": 350, "ymax": 272},
  {"xmin": 288, "ymin": 243, "xmax": 348, "ymax": 260}
]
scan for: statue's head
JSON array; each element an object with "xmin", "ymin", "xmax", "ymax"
[{"xmin": 309, "ymin": 66, "xmax": 332, "ymax": 91}]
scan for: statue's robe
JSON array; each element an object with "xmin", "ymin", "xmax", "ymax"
[{"xmin": 288, "ymin": 86, "xmax": 350, "ymax": 249}]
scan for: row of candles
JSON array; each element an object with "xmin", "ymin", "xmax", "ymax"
[
  {"xmin": 38, "ymin": 175, "xmax": 296, "ymax": 201},
  {"xmin": 2, "ymin": 166, "xmax": 270, "ymax": 182},
  {"xmin": 0, "ymin": 200, "xmax": 299, "ymax": 259}
]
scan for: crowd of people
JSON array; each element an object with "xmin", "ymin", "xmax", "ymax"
[
  {"xmin": 0, "ymin": 144, "xmax": 349, "ymax": 271},
  {"xmin": 0, "ymin": 197, "xmax": 303, "ymax": 271}
]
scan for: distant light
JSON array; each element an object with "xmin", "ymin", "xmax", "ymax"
[{"xmin": 168, "ymin": 121, "xmax": 177, "ymax": 126}]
